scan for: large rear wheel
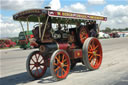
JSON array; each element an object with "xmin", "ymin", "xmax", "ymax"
[
  {"xmin": 76, "ymin": 26, "xmax": 89, "ymax": 46},
  {"xmin": 50, "ymin": 50, "xmax": 70, "ymax": 80},
  {"xmin": 82, "ymin": 37, "xmax": 102, "ymax": 70},
  {"xmin": 26, "ymin": 51, "xmax": 47, "ymax": 79}
]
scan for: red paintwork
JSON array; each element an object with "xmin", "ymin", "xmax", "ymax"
[
  {"xmin": 74, "ymin": 49, "xmax": 83, "ymax": 59},
  {"xmin": 30, "ymin": 41, "xmax": 38, "ymax": 47},
  {"xmin": 48, "ymin": 10, "xmax": 107, "ymax": 21},
  {"xmin": 70, "ymin": 43, "xmax": 76, "ymax": 49},
  {"xmin": 58, "ymin": 43, "xmax": 70, "ymax": 50}
]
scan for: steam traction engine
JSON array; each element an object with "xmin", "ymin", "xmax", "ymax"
[{"xmin": 13, "ymin": 9, "xmax": 107, "ymax": 80}]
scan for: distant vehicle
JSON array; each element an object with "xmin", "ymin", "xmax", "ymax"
[
  {"xmin": 99, "ymin": 32, "xmax": 110, "ymax": 38},
  {"xmin": 109, "ymin": 32, "xmax": 120, "ymax": 38},
  {"xmin": 104, "ymin": 33, "xmax": 110, "ymax": 38},
  {"xmin": 0, "ymin": 39, "xmax": 16, "ymax": 48},
  {"xmin": 18, "ymin": 31, "xmax": 34, "ymax": 50}
]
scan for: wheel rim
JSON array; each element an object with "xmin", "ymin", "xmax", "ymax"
[
  {"xmin": 80, "ymin": 27, "xmax": 88, "ymax": 44},
  {"xmin": 53, "ymin": 51, "xmax": 70, "ymax": 79},
  {"xmin": 88, "ymin": 38, "xmax": 102, "ymax": 69},
  {"xmin": 29, "ymin": 52, "xmax": 46, "ymax": 78}
]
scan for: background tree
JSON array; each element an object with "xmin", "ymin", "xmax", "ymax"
[
  {"xmin": 104, "ymin": 27, "xmax": 111, "ymax": 33},
  {"xmin": 125, "ymin": 27, "xmax": 128, "ymax": 31}
]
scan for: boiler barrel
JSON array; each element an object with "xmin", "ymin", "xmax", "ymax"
[{"xmin": 39, "ymin": 43, "xmax": 70, "ymax": 53}]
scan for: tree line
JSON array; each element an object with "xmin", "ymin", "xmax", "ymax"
[{"xmin": 101, "ymin": 27, "xmax": 128, "ymax": 33}]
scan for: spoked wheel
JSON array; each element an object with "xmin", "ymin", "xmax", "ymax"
[
  {"xmin": 76, "ymin": 26, "xmax": 89, "ymax": 46},
  {"xmin": 50, "ymin": 50, "xmax": 70, "ymax": 80},
  {"xmin": 26, "ymin": 51, "xmax": 47, "ymax": 79},
  {"xmin": 82, "ymin": 37, "xmax": 102, "ymax": 70}
]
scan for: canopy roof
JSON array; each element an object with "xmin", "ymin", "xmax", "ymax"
[{"xmin": 13, "ymin": 9, "xmax": 107, "ymax": 22}]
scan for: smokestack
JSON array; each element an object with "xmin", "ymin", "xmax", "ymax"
[{"xmin": 44, "ymin": 6, "xmax": 51, "ymax": 10}]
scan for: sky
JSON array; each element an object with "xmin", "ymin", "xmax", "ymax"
[{"xmin": 0, "ymin": 0, "xmax": 128, "ymax": 38}]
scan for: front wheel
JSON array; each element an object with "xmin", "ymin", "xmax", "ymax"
[
  {"xmin": 26, "ymin": 51, "xmax": 47, "ymax": 79},
  {"xmin": 50, "ymin": 50, "xmax": 70, "ymax": 81},
  {"xmin": 82, "ymin": 37, "xmax": 103, "ymax": 70}
]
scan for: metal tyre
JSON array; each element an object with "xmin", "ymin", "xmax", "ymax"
[
  {"xmin": 82, "ymin": 37, "xmax": 102, "ymax": 70},
  {"xmin": 50, "ymin": 50, "xmax": 70, "ymax": 80},
  {"xmin": 26, "ymin": 51, "xmax": 47, "ymax": 79}
]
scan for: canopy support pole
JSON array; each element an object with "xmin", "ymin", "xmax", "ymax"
[
  {"xmin": 38, "ymin": 17, "xmax": 41, "ymax": 38},
  {"xmin": 98, "ymin": 21, "xmax": 102, "ymax": 33},
  {"xmin": 19, "ymin": 21, "xmax": 27, "ymax": 41},
  {"xmin": 41, "ymin": 16, "xmax": 49, "ymax": 41},
  {"xmin": 27, "ymin": 18, "xmax": 29, "ymax": 36}
]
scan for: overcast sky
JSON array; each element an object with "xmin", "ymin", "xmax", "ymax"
[{"xmin": 0, "ymin": 0, "xmax": 128, "ymax": 38}]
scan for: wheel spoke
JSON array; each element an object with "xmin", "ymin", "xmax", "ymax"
[
  {"xmin": 31, "ymin": 58, "xmax": 36, "ymax": 63},
  {"xmin": 95, "ymin": 50, "xmax": 98, "ymax": 53},
  {"xmin": 39, "ymin": 58, "xmax": 44, "ymax": 63},
  {"xmin": 91, "ymin": 56, "xmax": 96, "ymax": 65},
  {"xmin": 88, "ymin": 51, "xmax": 93, "ymax": 54},
  {"xmin": 89, "ymin": 45, "xmax": 93, "ymax": 50},
  {"xmin": 62, "ymin": 55, "xmax": 65, "ymax": 60},
  {"xmin": 61, "ymin": 55, "xmax": 65, "ymax": 63},
  {"xmin": 62, "ymin": 59, "xmax": 67, "ymax": 63},
  {"xmin": 40, "ymin": 66, "xmax": 43, "ymax": 70},
  {"xmin": 92, "ymin": 41, "xmax": 95, "ymax": 49},
  {"xmin": 94, "ymin": 45, "xmax": 99, "ymax": 50},
  {"xmin": 64, "ymin": 64, "xmax": 68, "ymax": 67},
  {"xmin": 81, "ymin": 37, "xmax": 86, "ymax": 40},
  {"xmin": 54, "ymin": 66, "xmax": 60, "ymax": 72},
  {"xmin": 31, "ymin": 66, "xmax": 35, "ymax": 71},
  {"xmin": 82, "ymin": 36, "xmax": 86, "ymax": 39},
  {"xmin": 90, "ymin": 59, "xmax": 94, "ymax": 66},
  {"xmin": 35, "ymin": 54, "xmax": 38, "ymax": 62},
  {"xmin": 94, "ymin": 59, "xmax": 98, "ymax": 66},
  {"xmin": 37, "ymin": 54, "xmax": 40, "ymax": 61},
  {"xmin": 40, "ymin": 63, "xmax": 45, "ymax": 66},
  {"xmin": 55, "ymin": 57, "xmax": 61, "ymax": 63},
  {"xmin": 95, "ymin": 54, "xmax": 101, "ymax": 57},
  {"xmin": 57, "ymin": 70, "xmax": 59, "ymax": 76},
  {"xmin": 62, "ymin": 68, "xmax": 66, "ymax": 73},
  {"xmin": 30, "ymin": 64, "xmax": 35, "ymax": 65},
  {"xmin": 58, "ymin": 55, "xmax": 60, "ymax": 61},
  {"xmin": 89, "ymin": 55, "xmax": 93, "ymax": 61},
  {"xmin": 54, "ymin": 62, "xmax": 58, "ymax": 66}
]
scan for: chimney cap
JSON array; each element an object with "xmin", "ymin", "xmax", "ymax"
[{"xmin": 44, "ymin": 6, "xmax": 51, "ymax": 10}]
